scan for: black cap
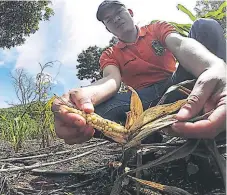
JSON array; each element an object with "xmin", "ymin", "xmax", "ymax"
[{"xmin": 96, "ymin": 0, "xmax": 125, "ymax": 21}]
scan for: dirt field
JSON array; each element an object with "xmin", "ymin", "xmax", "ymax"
[{"xmin": 0, "ymin": 137, "xmax": 225, "ymax": 195}]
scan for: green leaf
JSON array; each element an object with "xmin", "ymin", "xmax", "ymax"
[
  {"xmin": 203, "ymin": 1, "xmax": 226, "ymax": 19},
  {"xmin": 177, "ymin": 4, "xmax": 197, "ymax": 21},
  {"xmin": 150, "ymin": 19, "xmax": 159, "ymax": 24},
  {"xmin": 215, "ymin": 13, "xmax": 226, "ymax": 20},
  {"xmin": 169, "ymin": 22, "xmax": 191, "ymax": 36}
]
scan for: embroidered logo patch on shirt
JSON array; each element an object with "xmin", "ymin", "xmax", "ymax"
[{"xmin": 151, "ymin": 40, "xmax": 165, "ymax": 56}]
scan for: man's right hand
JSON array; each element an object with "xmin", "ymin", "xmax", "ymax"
[{"xmin": 52, "ymin": 88, "xmax": 95, "ymax": 144}]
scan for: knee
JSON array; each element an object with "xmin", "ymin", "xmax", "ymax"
[
  {"xmin": 95, "ymin": 100, "xmax": 128, "ymax": 123},
  {"xmin": 192, "ymin": 18, "xmax": 222, "ymax": 32},
  {"xmin": 94, "ymin": 102, "xmax": 110, "ymax": 118}
]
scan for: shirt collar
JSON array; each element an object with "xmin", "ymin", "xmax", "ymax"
[{"xmin": 116, "ymin": 25, "xmax": 147, "ymax": 49}]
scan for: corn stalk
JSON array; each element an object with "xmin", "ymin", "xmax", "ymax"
[{"xmin": 151, "ymin": 2, "xmax": 226, "ymax": 36}]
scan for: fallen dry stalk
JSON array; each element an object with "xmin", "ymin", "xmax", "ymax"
[
  {"xmin": 0, "ymin": 149, "xmax": 95, "ymax": 173},
  {"xmin": 31, "ymin": 166, "xmax": 107, "ymax": 176},
  {"xmin": 0, "ymin": 140, "xmax": 108, "ymax": 162},
  {"xmin": 128, "ymin": 175, "xmax": 192, "ymax": 195}
]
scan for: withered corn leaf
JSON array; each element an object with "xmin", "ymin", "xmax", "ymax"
[{"xmin": 125, "ymin": 86, "xmax": 144, "ymax": 130}]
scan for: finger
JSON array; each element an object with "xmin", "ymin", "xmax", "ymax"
[
  {"xmin": 55, "ymin": 120, "xmax": 94, "ymax": 140},
  {"xmin": 55, "ymin": 120, "xmax": 82, "ymax": 139},
  {"xmin": 176, "ymin": 71, "xmax": 218, "ymax": 121},
  {"xmin": 51, "ymin": 94, "xmax": 86, "ymax": 127},
  {"xmin": 172, "ymin": 105, "xmax": 226, "ymax": 138},
  {"xmin": 54, "ymin": 105, "xmax": 86, "ymax": 127},
  {"xmin": 69, "ymin": 91, "xmax": 94, "ymax": 113},
  {"xmin": 64, "ymin": 126, "xmax": 95, "ymax": 145}
]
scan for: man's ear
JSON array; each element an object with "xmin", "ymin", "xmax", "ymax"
[{"xmin": 128, "ymin": 9, "xmax": 133, "ymax": 17}]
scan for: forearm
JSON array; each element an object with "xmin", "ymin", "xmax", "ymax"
[
  {"xmin": 83, "ymin": 74, "xmax": 121, "ymax": 106},
  {"xmin": 166, "ymin": 34, "xmax": 226, "ymax": 78}
]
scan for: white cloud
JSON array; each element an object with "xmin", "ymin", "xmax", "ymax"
[
  {"xmin": 57, "ymin": 0, "xmax": 112, "ymax": 66},
  {"xmin": 0, "ymin": 48, "xmax": 18, "ymax": 65},
  {"xmin": 0, "ymin": 61, "xmax": 4, "ymax": 66},
  {"xmin": 14, "ymin": 0, "xmax": 65, "ymax": 73},
  {"xmin": 121, "ymin": 0, "xmax": 196, "ymax": 26},
  {"xmin": 15, "ymin": 29, "xmax": 45, "ymax": 73}
]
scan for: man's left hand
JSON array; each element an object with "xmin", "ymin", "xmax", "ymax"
[{"xmin": 171, "ymin": 64, "xmax": 226, "ymax": 139}]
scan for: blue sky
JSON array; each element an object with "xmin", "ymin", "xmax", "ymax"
[{"xmin": 0, "ymin": 0, "xmax": 197, "ymax": 108}]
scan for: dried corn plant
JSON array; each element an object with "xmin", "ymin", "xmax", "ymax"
[
  {"xmin": 53, "ymin": 79, "xmax": 225, "ymax": 195},
  {"xmin": 54, "ymin": 83, "xmax": 189, "ymax": 146}
]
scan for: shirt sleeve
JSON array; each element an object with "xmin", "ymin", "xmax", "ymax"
[
  {"xmin": 150, "ymin": 21, "xmax": 176, "ymax": 46},
  {"xmin": 99, "ymin": 47, "xmax": 119, "ymax": 70}
]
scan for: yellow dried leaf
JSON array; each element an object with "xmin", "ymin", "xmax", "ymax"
[
  {"xmin": 125, "ymin": 99, "xmax": 187, "ymax": 148},
  {"xmin": 125, "ymin": 111, "xmax": 134, "ymax": 130},
  {"xmin": 126, "ymin": 114, "xmax": 178, "ymax": 148},
  {"xmin": 129, "ymin": 99, "xmax": 187, "ymax": 132},
  {"xmin": 103, "ymin": 131, "xmax": 128, "ymax": 144},
  {"xmin": 125, "ymin": 86, "xmax": 144, "ymax": 129},
  {"xmin": 128, "ymin": 175, "xmax": 165, "ymax": 191},
  {"xmin": 128, "ymin": 175, "xmax": 192, "ymax": 194}
]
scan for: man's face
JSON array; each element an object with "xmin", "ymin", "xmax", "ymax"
[{"xmin": 102, "ymin": 5, "xmax": 134, "ymax": 37}]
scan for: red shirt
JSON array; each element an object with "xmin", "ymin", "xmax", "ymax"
[{"xmin": 99, "ymin": 21, "xmax": 177, "ymax": 89}]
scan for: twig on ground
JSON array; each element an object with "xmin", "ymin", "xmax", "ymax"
[
  {"xmin": 15, "ymin": 143, "xmax": 64, "ymax": 157},
  {"xmin": 0, "ymin": 141, "xmax": 108, "ymax": 162},
  {"xmin": 0, "ymin": 176, "xmax": 7, "ymax": 194},
  {"xmin": 47, "ymin": 177, "xmax": 98, "ymax": 195},
  {"xmin": 141, "ymin": 140, "xmax": 187, "ymax": 147},
  {"xmin": 166, "ymin": 137, "xmax": 180, "ymax": 143},
  {"xmin": 136, "ymin": 149, "xmax": 142, "ymax": 195},
  {"xmin": 31, "ymin": 166, "xmax": 107, "ymax": 176},
  {"xmin": 14, "ymin": 187, "xmax": 40, "ymax": 193},
  {"xmin": 138, "ymin": 145, "xmax": 178, "ymax": 156},
  {"xmin": 66, "ymin": 177, "xmax": 98, "ymax": 189},
  {"xmin": 132, "ymin": 187, "xmax": 162, "ymax": 195},
  {"xmin": 204, "ymin": 139, "xmax": 226, "ymax": 188},
  {"xmin": 0, "ymin": 149, "xmax": 96, "ymax": 173},
  {"xmin": 1, "ymin": 164, "xmax": 6, "ymax": 169},
  {"xmin": 123, "ymin": 190, "xmax": 133, "ymax": 195}
]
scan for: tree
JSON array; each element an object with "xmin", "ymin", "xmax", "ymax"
[
  {"xmin": 11, "ymin": 61, "xmax": 61, "ymax": 106},
  {"xmin": 76, "ymin": 37, "xmax": 119, "ymax": 84},
  {"xmin": 108, "ymin": 36, "xmax": 119, "ymax": 47},
  {"xmin": 194, "ymin": 1, "xmax": 226, "ymax": 34},
  {"xmin": 76, "ymin": 46, "xmax": 103, "ymax": 83},
  {"xmin": 11, "ymin": 69, "xmax": 36, "ymax": 106},
  {"xmin": 10, "ymin": 61, "xmax": 58, "ymax": 106},
  {"xmin": 0, "ymin": 1, "xmax": 54, "ymax": 49}
]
